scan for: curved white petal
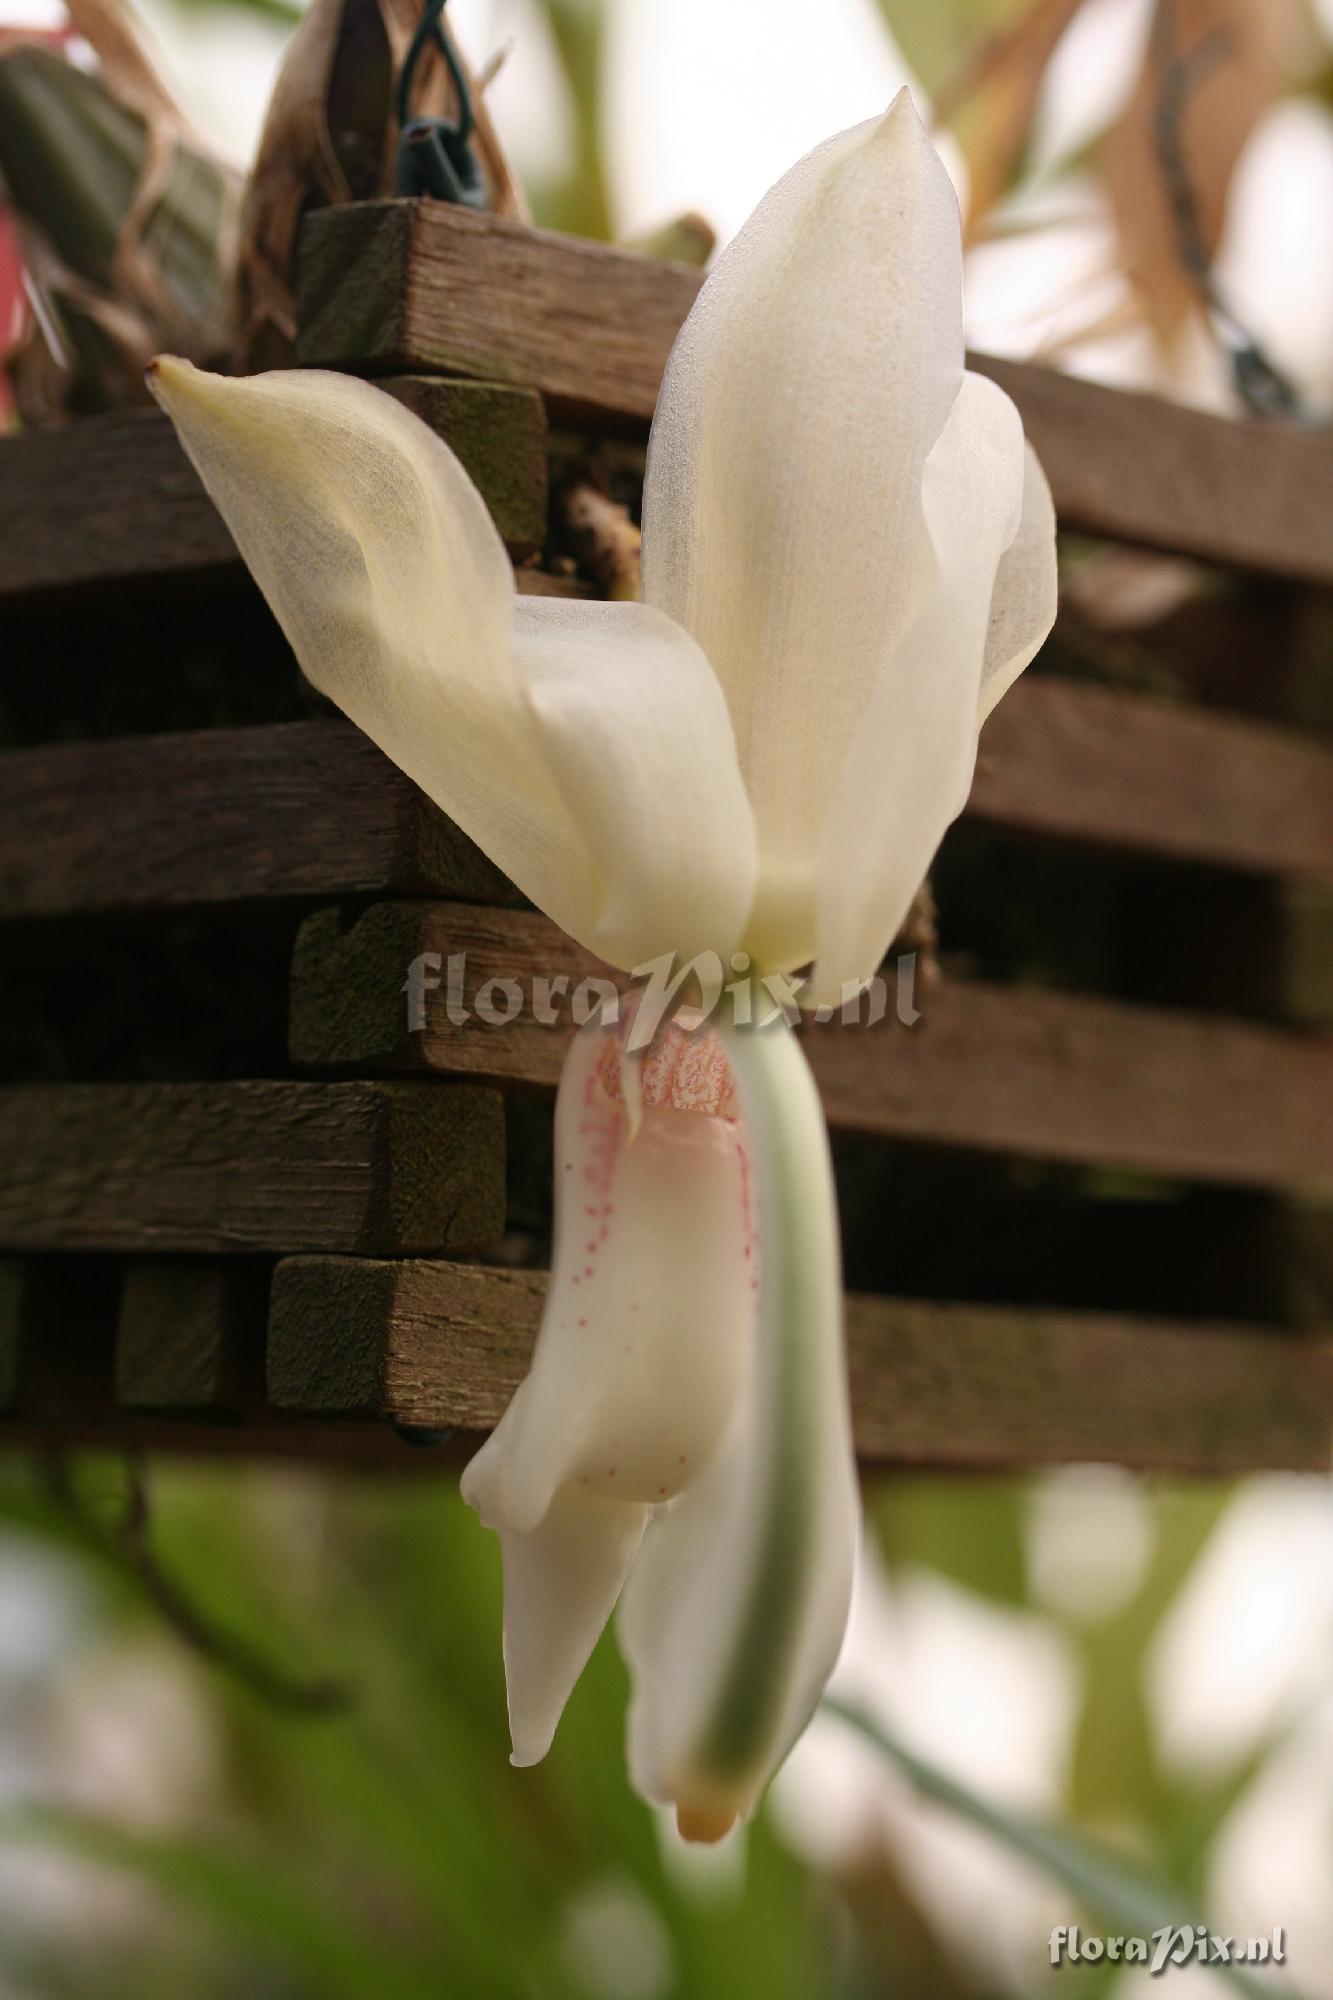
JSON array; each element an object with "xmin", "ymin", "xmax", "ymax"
[
  {"xmin": 618, "ymin": 1008, "xmax": 858, "ymax": 1837},
  {"xmin": 513, "ymin": 597, "xmax": 757, "ymax": 971},
  {"xmin": 978, "ymin": 442, "xmax": 1058, "ymax": 728},
  {"xmin": 491, "ymin": 1486, "xmax": 648, "ymax": 1768},
  {"xmin": 462, "ymin": 1012, "xmax": 756, "ymax": 1765},
  {"xmin": 641, "ymin": 90, "xmax": 966, "ymax": 972},
  {"xmin": 148, "ymin": 358, "xmax": 601, "ymax": 949},
  {"xmin": 809, "ymin": 371, "xmax": 1044, "ymax": 1005}
]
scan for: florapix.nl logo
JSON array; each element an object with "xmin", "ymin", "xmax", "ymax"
[
  {"xmin": 403, "ymin": 947, "xmax": 926, "ymax": 1045},
  {"xmin": 1050, "ymin": 1925, "xmax": 1286, "ymax": 1975}
]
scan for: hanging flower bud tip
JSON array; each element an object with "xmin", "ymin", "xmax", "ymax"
[{"xmin": 675, "ymin": 1803, "xmax": 739, "ymax": 1846}]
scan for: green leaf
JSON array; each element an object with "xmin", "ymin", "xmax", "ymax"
[{"xmin": 822, "ymin": 1697, "xmax": 1294, "ymax": 2000}]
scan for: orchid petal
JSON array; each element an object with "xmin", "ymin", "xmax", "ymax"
[
  {"xmin": 148, "ymin": 358, "xmax": 603, "ymax": 950},
  {"xmin": 809, "ymin": 371, "xmax": 1041, "ymax": 1005},
  {"xmin": 513, "ymin": 597, "xmax": 757, "ymax": 971},
  {"xmin": 618, "ymin": 1007, "xmax": 857, "ymax": 1835},
  {"xmin": 462, "ymin": 1012, "xmax": 757, "ymax": 1765},
  {"xmin": 978, "ymin": 442, "xmax": 1058, "ymax": 728},
  {"xmin": 641, "ymin": 90, "xmax": 966, "ymax": 972},
  {"xmin": 490, "ymin": 1487, "xmax": 648, "ymax": 1768}
]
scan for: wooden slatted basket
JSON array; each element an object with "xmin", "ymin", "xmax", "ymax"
[{"xmin": 1, "ymin": 199, "xmax": 1330, "ymax": 1474}]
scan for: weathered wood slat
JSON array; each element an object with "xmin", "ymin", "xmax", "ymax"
[
  {"xmin": 297, "ymin": 200, "xmax": 1333, "ymax": 584},
  {"xmin": 6, "ymin": 671, "xmax": 1330, "ymax": 921},
  {"xmin": 974, "ymin": 677, "xmax": 1333, "ymax": 880},
  {"xmin": 0, "ymin": 1251, "xmax": 430, "ymax": 1458},
  {"xmin": 0, "ymin": 1409, "xmax": 452, "ymax": 1463},
  {"xmin": 0, "ymin": 720, "xmax": 515, "ymax": 918},
  {"xmin": 0, "ymin": 1082, "xmax": 504, "ymax": 1255},
  {"xmin": 0, "ymin": 380, "xmax": 548, "ymax": 602},
  {"xmin": 116, "ymin": 1259, "xmax": 269, "ymax": 1412},
  {"xmin": 267, "ymin": 1255, "xmax": 1333, "ymax": 1474},
  {"xmin": 289, "ymin": 902, "xmax": 1333, "ymax": 1193}
]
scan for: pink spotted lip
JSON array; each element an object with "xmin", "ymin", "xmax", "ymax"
[{"xmin": 596, "ymin": 1013, "xmax": 738, "ymax": 1120}]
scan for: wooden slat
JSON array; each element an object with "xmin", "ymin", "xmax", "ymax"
[
  {"xmin": 267, "ymin": 1255, "xmax": 1333, "ymax": 1474},
  {"xmin": 0, "ymin": 1082, "xmax": 504, "ymax": 1255},
  {"xmin": 974, "ymin": 677, "xmax": 1333, "ymax": 880},
  {"xmin": 0, "ymin": 379, "xmax": 547, "ymax": 603},
  {"xmin": 0, "ymin": 1251, "xmax": 448, "ymax": 1462},
  {"xmin": 116, "ymin": 1259, "xmax": 268, "ymax": 1412},
  {"xmin": 0, "ymin": 1409, "xmax": 466, "ymax": 1464},
  {"xmin": 297, "ymin": 200, "xmax": 1333, "ymax": 584},
  {"xmin": 0, "ymin": 719, "xmax": 516, "ymax": 918},
  {"xmin": 289, "ymin": 902, "xmax": 1333, "ymax": 1193},
  {"xmin": 297, "ymin": 201, "xmax": 694, "ymax": 433},
  {"xmin": 6, "ymin": 674, "xmax": 1330, "ymax": 922}
]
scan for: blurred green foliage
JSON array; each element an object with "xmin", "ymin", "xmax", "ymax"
[{"xmin": 0, "ymin": 1457, "xmax": 1297, "ymax": 1999}]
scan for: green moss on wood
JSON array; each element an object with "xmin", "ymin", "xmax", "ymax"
[{"xmin": 381, "ymin": 377, "xmax": 547, "ymax": 557}]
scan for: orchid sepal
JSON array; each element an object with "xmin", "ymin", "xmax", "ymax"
[{"xmin": 618, "ymin": 998, "xmax": 857, "ymax": 1838}]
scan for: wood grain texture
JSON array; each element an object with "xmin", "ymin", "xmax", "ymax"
[
  {"xmin": 0, "ymin": 381, "xmax": 547, "ymax": 603},
  {"xmin": 0, "ymin": 1081, "xmax": 505, "ymax": 1255},
  {"xmin": 0, "ymin": 720, "xmax": 516, "ymax": 918},
  {"xmin": 289, "ymin": 901, "xmax": 1333, "ymax": 1193},
  {"xmin": 974, "ymin": 677, "xmax": 1333, "ymax": 880},
  {"xmin": 268, "ymin": 1255, "xmax": 1333, "ymax": 1474},
  {"xmin": 8, "ymin": 676, "xmax": 1328, "ymax": 922},
  {"xmin": 296, "ymin": 199, "xmax": 1333, "ymax": 583},
  {"xmin": 0, "ymin": 1251, "xmax": 446, "ymax": 1463},
  {"xmin": 0, "ymin": 1410, "xmax": 457, "ymax": 1465},
  {"xmin": 297, "ymin": 201, "xmax": 696, "ymax": 432},
  {"xmin": 116, "ymin": 1259, "xmax": 269, "ymax": 1411}
]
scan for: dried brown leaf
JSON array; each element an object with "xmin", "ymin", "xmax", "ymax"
[
  {"xmin": 1101, "ymin": 0, "xmax": 1311, "ymax": 346},
  {"xmin": 936, "ymin": 0, "xmax": 1088, "ymax": 239},
  {"xmin": 0, "ymin": 12, "xmax": 239, "ymax": 422},
  {"xmin": 234, "ymin": 0, "xmax": 526, "ymax": 372}
]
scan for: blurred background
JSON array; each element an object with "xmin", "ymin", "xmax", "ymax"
[{"xmin": 0, "ymin": 1, "xmax": 1331, "ymax": 1994}]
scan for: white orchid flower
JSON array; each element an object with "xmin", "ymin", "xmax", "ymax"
[{"xmin": 149, "ymin": 90, "xmax": 1056, "ymax": 1840}]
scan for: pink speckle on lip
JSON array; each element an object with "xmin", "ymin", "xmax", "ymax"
[
  {"xmin": 597, "ymin": 1013, "xmax": 738, "ymax": 1119},
  {"xmin": 607, "ymin": 1466, "xmax": 617, "ymax": 1478},
  {"xmin": 578, "ymin": 1317, "xmax": 588, "ymax": 1328},
  {"xmin": 584, "ymin": 1265, "xmax": 594, "ymax": 1278}
]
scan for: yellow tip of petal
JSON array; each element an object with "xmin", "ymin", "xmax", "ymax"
[
  {"xmin": 145, "ymin": 353, "xmax": 189, "ymax": 394},
  {"xmin": 675, "ymin": 1803, "xmax": 738, "ymax": 1845}
]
